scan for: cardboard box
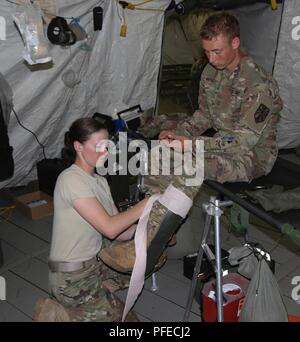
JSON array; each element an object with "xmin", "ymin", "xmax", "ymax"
[{"xmin": 14, "ymin": 191, "xmax": 53, "ymax": 220}]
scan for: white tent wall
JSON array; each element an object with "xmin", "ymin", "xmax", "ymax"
[
  {"xmin": 273, "ymin": 0, "xmax": 300, "ymax": 149},
  {"xmin": 0, "ymin": 0, "xmax": 170, "ymax": 188},
  {"xmin": 230, "ymin": 3, "xmax": 282, "ymax": 74}
]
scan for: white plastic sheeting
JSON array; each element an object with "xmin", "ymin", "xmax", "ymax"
[
  {"xmin": 0, "ymin": 0, "xmax": 170, "ymax": 187},
  {"xmin": 273, "ymin": 0, "xmax": 300, "ymax": 149}
]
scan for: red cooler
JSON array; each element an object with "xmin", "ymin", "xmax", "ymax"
[{"xmin": 201, "ymin": 273, "xmax": 249, "ymax": 322}]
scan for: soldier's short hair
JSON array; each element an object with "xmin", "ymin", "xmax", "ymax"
[{"xmin": 200, "ymin": 12, "xmax": 240, "ymax": 42}]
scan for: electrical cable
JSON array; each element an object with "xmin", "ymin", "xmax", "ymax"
[
  {"xmin": 116, "ymin": 0, "xmax": 165, "ymax": 37},
  {"xmin": 272, "ymin": 0, "xmax": 285, "ymax": 75},
  {"xmin": 12, "ymin": 107, "xmax": 47, "ymax": 160},
  {"xmin": 0, "ymin": 205, "xmax": 16, "ymax": 222},
  {"xmin": 118, "ymin": 0, "xmax": 165, "ymax": 12},
  {"xmin": 0, "ymin": 205, "xmax": 15, "ymax": 214},
  {"xmin": 4, "ymin": 0, "xmax": 18, "ymax": 5},
  {"xmin": 10, "ymin": 12, "xmax": 97, "ymax": 167},
  {"xmin": 2, "ymin": 0, "xmax": 103, "ymax": 187}
]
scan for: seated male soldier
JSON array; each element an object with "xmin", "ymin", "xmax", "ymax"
[{"xmin": 100, "ymin": 12, "xmax": 282, "ymax": 273}]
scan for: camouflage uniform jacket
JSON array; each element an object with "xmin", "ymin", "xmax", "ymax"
[{"xmin": 176, "ymin": 55, "xmax": 283, "ymax": 178}]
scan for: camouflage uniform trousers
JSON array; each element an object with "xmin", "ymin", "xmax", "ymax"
[
  {"xmin": 135, "ymin": 153, "xmax": 254, "ymax": 273},
  {"xmin": 48, "ymin": 238, "xmax": 136, "ymax": 322}
]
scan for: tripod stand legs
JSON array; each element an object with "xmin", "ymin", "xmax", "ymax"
[
  {"xmin": 183, "ymin": 213, "xmax": 212, "ymax": 322},
  {"xmin": 214, "ymin": 199, "xmax": 224, "ymax": 322},
  {"xmin": 183, "ymin": 197, "xmax": 233, "ymax": 322}
]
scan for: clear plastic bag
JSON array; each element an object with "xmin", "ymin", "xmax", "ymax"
[{"xmin": 13, "ymin": 3, "xmax": 52, "ymax": 65}]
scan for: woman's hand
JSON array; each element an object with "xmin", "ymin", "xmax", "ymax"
[{"xmin": 159, "ymin": 130, "xmax": 176, "ymax": 140}]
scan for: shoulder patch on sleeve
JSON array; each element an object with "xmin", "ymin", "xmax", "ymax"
[
  {"xmin": 254, "ymin": 104, "xmax": 270, "ymax": 123},
  {"xmin": 242, "ymin": 90, "xmax": 274, "ymax": 134}
]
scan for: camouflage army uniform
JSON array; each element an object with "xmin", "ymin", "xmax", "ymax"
[
  {"xmin": 143, "ymin": 54, "xmax": 282, "ymax": 229},
  {"xmin": 48, "ymin": 238, "xmax": 135, "ymax": 322},
  {"xmin": 141, "ymin": 55, "xmax": 282, "ymax": 184},
  {"xmin": 173, "ymin": 54, "xmax": 282, "ymax": 183}
]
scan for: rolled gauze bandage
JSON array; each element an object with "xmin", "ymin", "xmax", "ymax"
[
  {"xmin": 122, "ymin": 185, "xmax": 193, "ymax": 321},
  {"xmin": 158, "ymin": 184, "xmax": 193, "ymax": 218}
]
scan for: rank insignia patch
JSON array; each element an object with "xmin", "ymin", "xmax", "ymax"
[{"xmin": 254, "ymin": 104, "xmax": 270, "ymax": 123}]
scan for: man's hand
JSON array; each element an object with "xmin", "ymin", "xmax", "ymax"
[
  {"xmin": 159, "ymin": 130, "xmax": 192, "ymax": 152},
  {"xmin": 159, "ymin": 130, "xmax": 176, "ymax": 140}
]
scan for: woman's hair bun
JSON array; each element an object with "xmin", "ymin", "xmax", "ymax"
[{"xmin": 64, "ymin": 131, "xmax": 72, "ymax": 148}]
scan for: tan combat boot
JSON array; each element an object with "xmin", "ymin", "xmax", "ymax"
[
  {"xmin": 33, "ymin": 298, "xmax": 70, "ymax": 322},
  {"xmin": 99, "ymin": 201, "xmax": 168, "ymax": 273},
  {"xmin": 99, "ymin": 239, "xmax": 137, "ymax": 273},
  {"xmin": 100, "ymin": 239, "xmax": 168, "ymax": 274}
]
